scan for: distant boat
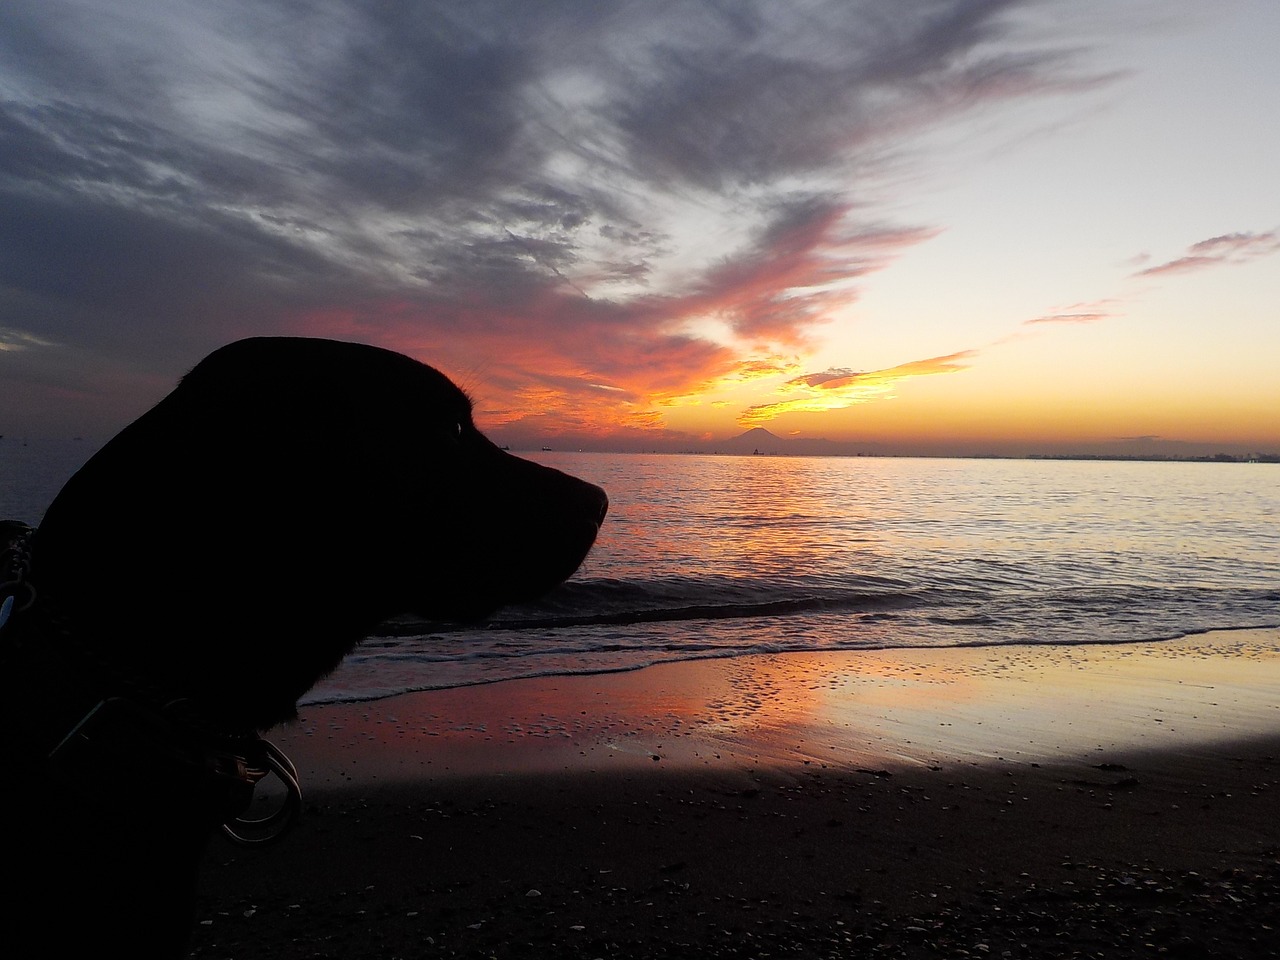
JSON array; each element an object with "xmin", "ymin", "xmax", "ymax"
[{"xmin": 541, "ymin": 446, "xmax": 553, "ymax": 451}]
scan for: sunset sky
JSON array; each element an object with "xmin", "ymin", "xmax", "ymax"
[{"xmin": 2, "ymin": 0, "xmax": 1277, "ymax": 456}]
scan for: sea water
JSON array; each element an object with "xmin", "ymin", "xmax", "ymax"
[{"xmin": 4, "ymin": 440, "xmax": 1277, "ymax": 706}]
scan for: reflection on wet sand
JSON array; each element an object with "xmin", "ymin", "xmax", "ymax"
[{"xmin": 272, "ymin": 628, "xmax": 1280, "ymax": 788}]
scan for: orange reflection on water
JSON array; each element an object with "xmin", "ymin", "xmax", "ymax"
[{"xmin": 607, "ymin": 453, "xmax": 901, "ymax": 579}]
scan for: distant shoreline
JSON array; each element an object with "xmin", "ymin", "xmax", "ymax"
[
  {"xmin": 5, "ymin": 433, "xmax": 1276, "ymax": 464},
  {"xmin": 664, "ymin": 450, "xmax": 1280, "ymax": 463},
  {"xmin": 539, "ymin": 447, "xmax": 1280, "ymax": 464}
]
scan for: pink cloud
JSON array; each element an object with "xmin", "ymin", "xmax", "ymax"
[
  {"xmin": 1190, "ymin": 232, "xmax": 1279, "ymax": 254},
  {"xmin": 1132, "ymin": 230, "xmax": 1280, "ymax": 278},
  {"xmin": 1025, "ymin": 311, "xmax": 1110, "ymax": 325},
  {"xmin": 673, "ymin": 209, "xmax": 939, "ymax": 347}
]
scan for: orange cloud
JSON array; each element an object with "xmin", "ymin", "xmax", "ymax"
[
  {"xmin": 287, "ymin": 293, "xmax": 747, "ymax": 441},
  {"xmin": 732, "ymin": 357, "xmax": 803, "ymax": 379},
  {"xmin": 737, "ymin": 350, "xmax": 976, "ymax": 427},
  {"xmin": 288, "ymin": 205, "xmax": 939, "ymax": 442}
]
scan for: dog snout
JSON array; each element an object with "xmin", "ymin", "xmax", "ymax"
[
  {"xmin": 559, "ymin": 476, "xmax": 607, "ymax": 565},
  {"xmin": 586, "ymin": 482, "xmax": 609, "ymax": 528}
]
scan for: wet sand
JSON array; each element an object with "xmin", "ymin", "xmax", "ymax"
[{"xmin": 189, "ymin": 629, "xmax": 1280, "ymax": 958}]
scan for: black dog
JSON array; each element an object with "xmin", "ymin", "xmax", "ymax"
[{"xmin": 0, "ymin": 337, "xmax": 606, "ymax": 955}]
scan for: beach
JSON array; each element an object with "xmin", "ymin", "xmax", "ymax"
[{"xmin": 188, "ymin": 629, "xmax": 1280, "ymax": 958}]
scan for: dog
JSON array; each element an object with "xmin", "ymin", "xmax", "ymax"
[{"xmin": 0, "ymin": 337, "xmax": 607, "ymax": 955}]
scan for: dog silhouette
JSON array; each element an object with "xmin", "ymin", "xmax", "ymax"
[{"xmin": 1, "ymin": 337, "xmax": 606, "ymax": 955}]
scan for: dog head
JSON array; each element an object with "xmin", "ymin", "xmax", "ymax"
[{"xmin": 33, "ymin": 338, "xmax": 607, "ymax": 729}]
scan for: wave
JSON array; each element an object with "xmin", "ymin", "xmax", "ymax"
[
  {"xmin": 374, "ymin": 573, "xmax": 941, "ymax": 634},
  {"xmin": 295, "ymin": 573, "xmax": 1280, "ymax": 706},
  {"xmin": 372, "ymin": 573, "xmax": 1279, "ymax": 638}
]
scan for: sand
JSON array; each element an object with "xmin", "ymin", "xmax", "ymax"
[{"xmin": 187, "ymin": 629, "xmax": 1280, "ymax": 958}]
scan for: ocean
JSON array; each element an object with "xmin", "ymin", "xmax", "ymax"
[{"xmin": 3, "ymin": 440, "xmax": 1277, "ymax": 706}]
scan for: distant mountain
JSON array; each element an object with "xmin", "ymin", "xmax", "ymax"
[
  {"xmin": 723, "ymin": 427, "xmax": 783, "ymax": 453},
  {"xmin": 715, "ymin": 427, "xmax": 882, "ymax": 457}
]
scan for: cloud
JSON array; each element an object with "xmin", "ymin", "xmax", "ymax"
[
  {"xmin": 0, "ymin": 327, "xmax": 56, "ymax": 352},
  {"xmin": 738, "ymin": 350, "xmax": 976, "ymax": 426},
  {"xmin": 1024, "ymin": 298, "xmax": 1121, "ymax": 326},
  {"xmin": 1131, "ymin": 230, "xmax": 1280, "ymax": 278},
  {"xmin": 1025, "ymin": 312, "xmax": 1109, "ymax": 325},
  {"xmin": 732, "ymin": 357, "xmax": 802, "ymax": 380},
  {"xmin": 791, "ymin": 368, "xmax": 859, "ymax": 388},
  {"xmin": 0, "ymin": 0, "xmax": 1114, "ymax": 434}
]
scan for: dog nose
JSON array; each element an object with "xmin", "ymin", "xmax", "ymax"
[{"xmin": 591, "ymin": 485, "xmax": 609, "ymax": 526}]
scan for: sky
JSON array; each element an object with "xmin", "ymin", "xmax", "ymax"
[{"xmin": 2, "ymin": 0, "xmax": 1277, "ymax": 457}]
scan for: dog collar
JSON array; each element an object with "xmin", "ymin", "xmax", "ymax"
[
  {"xmin": 0, "ymin": 524, "xmax": 36, "ymax": 632},
  {"xmin": 1, "ymin": 521, "xmax": 301, "ymax": 845}
]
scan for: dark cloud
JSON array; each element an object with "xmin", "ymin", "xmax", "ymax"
[
  {"xmin": 0, "ymin": 0, "xmax": 1106, "ymax": 433},
  {"xmin": 605, "ymin": 0, "xmax": 1078, "ymax": 191},
  {"xmin": 246, "ymin": 4, "xmax": 537, "ymax": 211}
]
